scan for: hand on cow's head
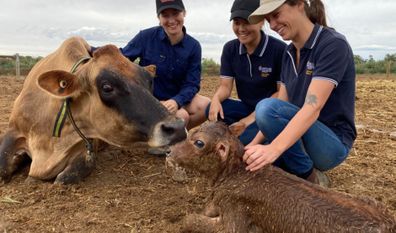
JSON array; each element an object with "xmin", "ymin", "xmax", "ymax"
[{"xmin": 37, "ymin": 70, "xmax": 81, "ymax": 98}]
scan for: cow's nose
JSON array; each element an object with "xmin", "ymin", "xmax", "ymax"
[
  {"xmin": 161, "ymin": 123, "xmax": 175, "ymax": 135},
  {"xmin": 159, "ymin": 119, "xmax": 186, "ymax": 144},
  {"xmin": 148, "ymin": 118, "xmax": 187, "ymax": 148}
]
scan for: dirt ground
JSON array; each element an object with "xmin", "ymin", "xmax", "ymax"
[{"xmin": 0, "ymin": 74, "xmax": 395, "ymax": 233}]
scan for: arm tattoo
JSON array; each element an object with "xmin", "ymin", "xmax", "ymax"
[{"xmin": 305, "ymin": 93, "xmax": 318, "ymax": 106}]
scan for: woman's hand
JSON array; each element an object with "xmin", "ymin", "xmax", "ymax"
[
  {"xmin": 161, "ymin": 99, "xmax": 178, "ymax": 114},
  {"xmin": 243, "ymin": 144, "xmax": 282, "ymax": 171},
  {"xmin": 208, "ymin": 99, "xmax": 223, "ymax": 121}
]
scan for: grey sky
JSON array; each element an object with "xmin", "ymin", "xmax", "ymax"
[{"xmin": 1, "ymin": 0, "xmax": 395, "ymax": 62}]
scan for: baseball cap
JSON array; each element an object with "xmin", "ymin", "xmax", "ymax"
[
  {"xmin": 249, "ymin": 0, "xmax": 286, "ymax": 24},
  {"xmin": 156, "ymin": 0, "xmax": 185, "ymax": 15},
  {"xmin": 230, "ymin": 0, "xmax": 260, "ymax": 22}
]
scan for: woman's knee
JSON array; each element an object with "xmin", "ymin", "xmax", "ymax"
[
  {"xmin": 187, "ymin": 95, "xmax": 210, "ymax": 114},
  {"xmin": 176, "ymin": 108, "xmax": 190, "ymax": 126},
  {"xmin": 255, "ymin": 98, "xmax": 283, "ymax": 126},
  {"xmin": 194, "ymin": 95, "xmax": 211, "ymax": 113}
]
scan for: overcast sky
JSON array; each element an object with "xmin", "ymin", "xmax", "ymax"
[{"xmin": 1, "ymin": 0, "xmax": 396, "ymax": 62}]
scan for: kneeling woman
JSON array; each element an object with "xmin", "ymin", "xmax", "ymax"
[{"xmin": 243, "ymin": 0, "xmax": 356, "ymax": 186}]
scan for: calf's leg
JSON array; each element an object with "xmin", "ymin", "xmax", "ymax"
[
  {"xmin": 204, "ymin": 201, "xmax": 221, "ymax": 217},
  {"xmin": 181, "ymin": 213, "xmax": 222, "ymax": 233}
]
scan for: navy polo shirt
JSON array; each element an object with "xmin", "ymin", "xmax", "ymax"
[
  {"xmin": 281, "ymin": 24, "xmax": 357, "ymax": 148},
  {"xmin": 121, "ymin": 26, "xmax": 202, "ymax": 107},
  {"xmin": 220, "ymin": 31, "xmax": 286, "ymax": 110}
]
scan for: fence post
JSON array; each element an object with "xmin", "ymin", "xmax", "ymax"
[{"xmin": 15, "ymin": 53, "xmax": 20, "ymax": 78}]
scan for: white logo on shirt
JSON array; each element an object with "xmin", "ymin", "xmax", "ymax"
[{"xmin": 258, "ymin": 66, "xmax": 272, "ymax": 78}]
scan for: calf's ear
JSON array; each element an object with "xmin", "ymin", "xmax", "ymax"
[
  {"xmin": 216, "ymin": 142, "xmax": 229, "ymax": 162},
  {"xmin": 37, "ymin": 70, "xmax": 80, "ymax": 98},
  {"xmin": 229, "ymin": 122, "xmax": 246, "ymax": 137},
  {"xmin": 144, "ymin": 65, "xmax": 156, "ymax": 78}
]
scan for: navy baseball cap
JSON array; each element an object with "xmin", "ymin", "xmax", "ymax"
[
  {"xmin": 230, "ymin": 0, "xmax": 260, "ymax": 22},
  {"xmin": 156, "ymin": 0, "xmax": 185, "ymax": 15}
]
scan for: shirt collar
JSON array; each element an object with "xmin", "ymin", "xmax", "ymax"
[
  {"xmin": 239, "ymin": 30, "xmax": 269, "ymax": 57},
  {"xmin": 304, "ymin": 23, "xmax": 323, "ymax": 49},
  {"xmin": 159, "ymin": 26, "xmax": 187, "ymax": 47},
  {"xmin": 287, "ymin": 23, "xmax": 323, "ymax": 52}
]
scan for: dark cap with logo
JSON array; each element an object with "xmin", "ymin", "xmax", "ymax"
[
  {"xmin": 156, "ymin": 0, "xmax": 185, "ymax": 15},
  {"xmin": 230, "ymin": 0, "xmax": 260, "ymax": 22}
]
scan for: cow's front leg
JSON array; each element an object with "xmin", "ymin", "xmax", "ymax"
[
  {"xmin": 54, "ymin": 152, "xmax": 96, "ymax": 184},
  {"xmin": 0, "ymin": 133, "xmax": 27, "ymax": 185}
]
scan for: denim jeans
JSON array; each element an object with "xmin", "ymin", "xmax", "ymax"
[
  {"xmin": 255, "ymin": 98, "xmax": 350, "ymax": 177},
  {"xmin": 205, "ymin": 99, "xmax": 258, "ymax": 145}
]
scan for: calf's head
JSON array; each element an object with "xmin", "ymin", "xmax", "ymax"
[
  {"xmin": 166, "ymin": 122, "xmax": 244, "ymax": 180},
  {"xmin": 37, "ymin": 45, "xmax": 186, "ymax": 147}
]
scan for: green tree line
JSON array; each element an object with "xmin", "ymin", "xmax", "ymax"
[
  {"xmin": 0, "ymin": 55, "xmax": 42, "ymax": 75},
  {"xmin": 203, "ymin": 54, "xmax": 396, "ymax": 76},
  {"xmin": 354, "ymin": 53, "xmax": 396, "ymax": 75},
  {"xmin": 1, "ymin": 54, "xmax": 395, "ymax": 76}
]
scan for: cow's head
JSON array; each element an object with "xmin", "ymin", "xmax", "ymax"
[{"xmin": 37, "ymin": 45, "xmax": 186, "ymax": 148}]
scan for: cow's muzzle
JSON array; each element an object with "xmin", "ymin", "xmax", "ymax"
[{"xmin": 148, "ymin": 118, "xmax": 187, "ymax": 148}]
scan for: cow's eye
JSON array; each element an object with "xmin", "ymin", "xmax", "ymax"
[
  {"xmin": 193, "ymin": 140, "xmax": 205, "ymax": 148},
  {"xmin": 102, "ymin": 83, "xmax": 113, "ymax": 93}
]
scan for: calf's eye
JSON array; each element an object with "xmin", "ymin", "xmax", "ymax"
[{"xmin": 194, "ymin": 140, "xmax": 205, "ymax": 148}]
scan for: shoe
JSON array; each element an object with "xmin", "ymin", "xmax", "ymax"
[
  {"xmin": 307, "ymin": 168, "xmax": 331, "ymax": 188},
  {"xmin": 147, "ymin": 146, "xmax": 170, "ymax": 156}
]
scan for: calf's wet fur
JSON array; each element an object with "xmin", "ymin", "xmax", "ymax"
[{"xmin": 166, "ymin": 122, "xmax": 396, "ymax": 233}]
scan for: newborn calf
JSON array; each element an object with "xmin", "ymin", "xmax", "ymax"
[{"xmin": 166, "ymin": 122, "xmax": 396, "ymax": 233}]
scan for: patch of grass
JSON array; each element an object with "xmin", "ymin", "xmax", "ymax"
[{"xmin": 0, "ymin": 196, "xmax": 21, "ymax": 204}]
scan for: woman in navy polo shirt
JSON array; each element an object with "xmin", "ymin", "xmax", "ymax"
[
  {"xmin": 121, "ymin": 0, "xmax": 210, "ymax": 130},
  {"xmin": 207, "ymin": 0, "xmax": 286, "ymax": 145},
  {"xmin": 243, "ymin": 0, "xmax": 356, "ymax": 186}
]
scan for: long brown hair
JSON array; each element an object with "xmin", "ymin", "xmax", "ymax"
[{"xmin": 286, "ymin": 0, "xmax": 327, "ymax": 27}]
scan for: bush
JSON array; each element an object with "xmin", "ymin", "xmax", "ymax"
[{"xmin": 202, "ymin": 58, "xmax": 220, "ymax": 76}]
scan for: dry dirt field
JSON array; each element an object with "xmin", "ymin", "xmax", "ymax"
[{"xmin": 0, "ymin": 74, "xmax": 395, "ymax": 232}]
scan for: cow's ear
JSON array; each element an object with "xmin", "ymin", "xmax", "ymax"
[
  {"xmin": 37, "ymin": 70, "xmax": 80, "ymax": 98},
  {"xmin": 144, "ymin": 65, "xmax": 156, "ymax": 78},
  {"xmin": 216, "ymin": 142, "xmax": 229, "ymax": 162},
  {"xmin": 229, "ymin": 121, "xmax": 246, "ymax": 137}
]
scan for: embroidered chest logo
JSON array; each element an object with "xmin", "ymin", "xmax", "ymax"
[
  {"xmin": 258, "ymin": 66, "xmax": 272, "ymax": 78},
  {"xmin": 306, "ymin": 61, "xmax": 315, "ymax": 76}
]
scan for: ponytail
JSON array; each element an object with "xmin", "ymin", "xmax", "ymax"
[
  {"xmin": 305, "ymin": 0, "xmax": 327, "ymax": 27},
  {"xmin": 286, "ymin": 0, "xmax": 327, "ymax": 27}
]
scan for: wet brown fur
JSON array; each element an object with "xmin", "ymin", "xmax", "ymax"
[{"xmin": 167, "ymin": 122, "xmax": 396, "ymax": 233}]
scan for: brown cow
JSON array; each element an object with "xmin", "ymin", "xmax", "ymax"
[
  {"xmin": 166, "ymin": 122, "xmax": 396, "ymax": 233},
  {"xmin": 0, "ymin": 36, "xmax": 186, "ymax": 185}
]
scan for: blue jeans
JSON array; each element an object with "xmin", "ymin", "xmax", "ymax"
[
  {"xmin": 255, "ymin": 98, "xmax": 350, "ymax": 177},
  {"xmin": 205, "ymin": 99, "xmax": 258, "ymax": 145}
]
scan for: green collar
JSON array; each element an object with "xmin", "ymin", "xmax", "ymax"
[{"xmin": 52, "ymin": 56, "xmax": 90, "ymax": 137}]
